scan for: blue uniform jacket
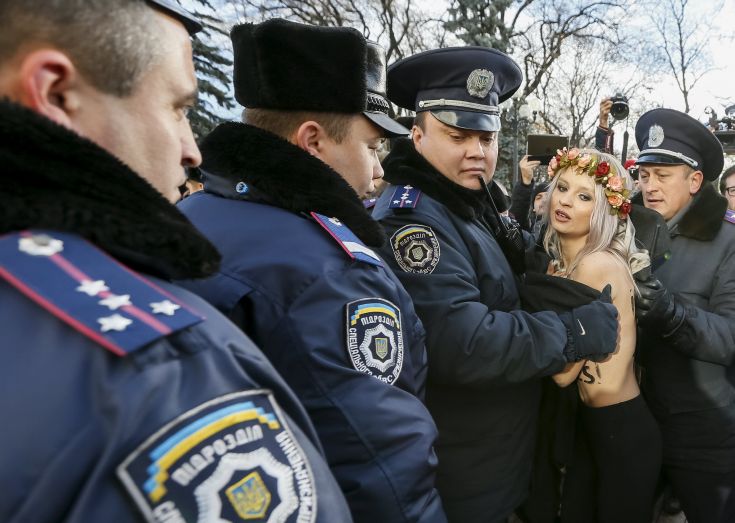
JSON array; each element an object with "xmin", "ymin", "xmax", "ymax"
[
  {"xmin": 177, "ymin": 123, "xmax": 445, "ymax": 523},
  {"xmin": 372, "ymin": 139, "xmax": 571, "ymax": 523},
  {"xmin": 0, "ymin": 100, "xmax": 351, "ymax": 523}
]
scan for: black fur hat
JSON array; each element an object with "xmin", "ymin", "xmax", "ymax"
[{"xmin": 231, "ymin": 19, "xmax": 368, "ymax": 113}]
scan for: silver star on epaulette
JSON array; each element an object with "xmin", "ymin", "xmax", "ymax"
[
  {"xmin": 150, "ymin": 300, "xmax": 180, "ymax": 316},
  {"xmin": 98, "ymin": 314, "xmax": 132, "ymax": 332},
  {"xmin": 329, "ymin": 217, "xmax": 343, "ymax": 226},
  {"xmin": 393, "ymin": 200, "xmax": 400, "ymax": 204},
  {"xmin": 77, "ymin": 280, "xmax": 109, "ymax": 297},
  {"xmin": 18, "ymin": 235, "xmax": 64, "ymax": 256},
  {"xmin": 99, "ymin": 294, "xmax": 132, "ymax": 311},
  {"xmin": 404, "ymin": 185, "xmax": 413, "ymax": 190}
]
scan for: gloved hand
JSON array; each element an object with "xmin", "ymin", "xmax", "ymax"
[
  {"xmin": 635, "ymin": 272, "xmax": 686, "ymax": 336},
  {"xmin": 559, "ymin": 285, "xmax": 618, "ymax": 363}
]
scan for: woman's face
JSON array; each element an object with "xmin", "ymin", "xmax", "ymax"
[{"xmin": 549, "ymin": 169, "xmax": 596, "ymax": 239}]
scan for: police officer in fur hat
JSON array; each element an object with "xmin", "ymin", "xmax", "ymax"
[
  {"xmin": 371, "ymin": 47, "xmax": 619, "ymax": 523},
  {"xmin": 633, "ymin": 108, "xmax": 735, "ymax": 523},
  {"xmin": 176, "ymin": 19, "xmax": 446, "ymax": 523}
]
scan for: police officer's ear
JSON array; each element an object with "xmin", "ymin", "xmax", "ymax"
[
  {"xmin": 688, "ymin": 169, "xmax": 704, "ymax": 195},
  {"xmin": 14, "ymin": 49, "xmax": 82, "ymax": 130},
  {"xmin": 294, "ymin": 120, "xmax": 331, "ymax": 159},
  {"xmin": 412, "ymin": 123, "xmax": 425, "ymax": 153}
]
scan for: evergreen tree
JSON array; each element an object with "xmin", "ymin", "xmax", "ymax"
[
  {"xmin": 186, "ymin": 1, "xmax": 235, "ymax": 138},
  {"xmin": 444, "ymin": 0, "xmax": 515, "ymax": 52}
]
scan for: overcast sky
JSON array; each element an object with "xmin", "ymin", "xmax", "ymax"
[{"xmin": 185, "ymin": 0, "xmax": 735, "ymax": 125}]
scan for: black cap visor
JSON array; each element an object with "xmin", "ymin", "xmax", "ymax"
[
  {"xmin": 430, "ymin": 110, "xmax": 501, "ymax": 132},
  {"xmin": 146, "ymin": 0, "xmax": 203, "ymax": 35},
  {"xmin": 635, "ymin": 153, "xmax": 687, "ymax": 167},
  {"xmin": 364, "ymin": 111, "xmax": 410, "ymax": 137}
]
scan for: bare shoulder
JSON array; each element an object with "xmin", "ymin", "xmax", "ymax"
[{"xmin": 572, "ymin": 251, "xmax": 631, "ymax": 295}]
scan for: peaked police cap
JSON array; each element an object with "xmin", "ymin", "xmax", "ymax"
[
  {"xmin": 635, "ymin": 108, "xmax": 724, "ymax": 181},
  {"xmin": 387, "ymin": 46, "xmax": 523, "ymax": 132}
]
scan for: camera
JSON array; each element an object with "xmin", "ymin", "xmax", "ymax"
[{"xmin": 610, "ymin": 93, "xmax": 629, "ymax": 121}]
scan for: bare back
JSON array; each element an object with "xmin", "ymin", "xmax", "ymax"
[{"xmin": 551, "ymin": 251, "xmax": 640, "ymax": 407}]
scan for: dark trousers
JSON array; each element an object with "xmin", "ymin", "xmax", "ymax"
[
  {"xmin": 561, "ymin": 395, "xmax": 662, "ymax": 523},
  {"xmin": 667, "ymin": 466, "xmax": 735, "ymax": 523}
]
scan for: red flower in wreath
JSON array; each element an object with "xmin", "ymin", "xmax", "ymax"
[
  {"xmin": 596, "ymin": 161, "xmax": 610, "ymax": 176},
  {"xmin": 619, "ymin": 201, "xmax": 632, "ymax": 217}
]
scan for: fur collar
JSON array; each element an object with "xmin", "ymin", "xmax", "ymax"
[
  {"xmin": 382, "ymin": 138, "xmax": 508, "ymax": 220},
  {"xmin": 0, "ymin": 100, "xmax": 220, "ymax": 280},
  {"xmin": 631, "ymin": 183, "xmax": 726, "ymax": 241},
  {"xmin": 198, "ymin": 122, "xmax": 385, "ymax": 247},
  {"xmin": 677, "ymin": 183, "xmax": 728, "ymax": 240}
]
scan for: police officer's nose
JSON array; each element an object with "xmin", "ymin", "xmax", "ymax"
[
  {"xmin": 643, "ymin": 177, "xmax": 660, "ymax": 195},
  {"xmin": 373, "ymin": 157, "xmax": 384, "ymax": 180},
  {"xmin": 181, "ymin": 122, "xmax": 203, "ymax": 168},
  {"xmin": 466, "ymin": 137, "xmax": 486, "ymax": 159}
]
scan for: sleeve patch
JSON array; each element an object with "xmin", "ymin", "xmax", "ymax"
[
  {"xmin": 390, "ymin": 224, "xmax": 441, "ymax": 274},
  {"xmin": 117, "ymin": 390, "xmax": 317, "ymax": 523},
  {"xmin": 345, "ymin": 298, "xmax": 404, "ymax": 385}
]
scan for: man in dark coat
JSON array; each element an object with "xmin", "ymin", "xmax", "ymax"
[
  {"xmin": 634, "ymin": 108, "xmax": 735, "ymax": 523},
  {"xmin": 176, "ymin": 19, "xmax": 445, "ymax": 523},
  {"xmin": 370, "ymin": 47, "xmax": 619, "ymax": 522},
  {"xmin": 0, "ymin": 2, "xmax": 351, "ymax": 522}
]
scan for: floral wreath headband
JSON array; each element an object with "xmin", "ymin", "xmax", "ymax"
[{"xmin": 547, "ymin": 147, "xmax": 632, "ymax": 219}]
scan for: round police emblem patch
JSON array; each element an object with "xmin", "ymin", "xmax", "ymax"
[
  {"xmin": 466, "ymin": 68, "xmax": 494, "ymax": 99},
  {"xmin": 390, "ymin": 224, "xmax": 441, "ymax": 274},
  {"xmin": 346, "ymin": 298, "xmax": 404, "ymax": 385},
  {"xmin": 117, "ymin": 391, "xmax": 317, "ymax": 523},
  {"xmin": 648, "ymin": 124, "xmax": 665, "ymax": 148}
]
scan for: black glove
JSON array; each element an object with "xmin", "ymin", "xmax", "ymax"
[
  {"xmin": 559, "ymin": 285, "xmax": 618, "ymax": 363},
  {"xmin": 634, "ymin": 272, "xmax": 686, "ymax": 336}
]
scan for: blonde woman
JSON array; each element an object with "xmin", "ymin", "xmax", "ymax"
[{"xmin": 537, "ymin": 149, "xmax": 662, "ymax": 522}]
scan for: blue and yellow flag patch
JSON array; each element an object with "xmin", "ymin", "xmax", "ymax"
[
  {"xmin": 345, "ymin": 298, "xmax": 404, "ymax": 385},
  {"xmin": 117, "ymin": 390, "xmax": 316, "ymax": 522},
  {"xmin": 390, "ymin": 224, "xmax": 441, "ymax": 274}
]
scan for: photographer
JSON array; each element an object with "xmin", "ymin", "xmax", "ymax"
[
  {"xmin": 509, "ymin": 155, "xmax": 548, "ymax": 236},
  {"xmin": 595, "ymin": 94, "xmax": 629, "ymax": 153}
]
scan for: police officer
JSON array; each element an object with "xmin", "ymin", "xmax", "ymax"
[
  {"xmin": 633, "ymin": 108, "xmax": 735, "ymax": 523},
  {"xmin": 0, "ymin": 2, "xmax": 351, "ymax": 522},
  {"xmin": 371, "ymin": 47, "xmax": 619, "ymax": 523},
  {"xmin": 176, "ymin": 19, "xmax": 445, "ymax": 523}
]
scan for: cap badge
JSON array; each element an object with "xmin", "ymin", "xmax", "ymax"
[
  {"xmin": 466, "ymin": 69, "xmax": 494, "ymax": 99},
  {"xmin": 648, "ymin": 124, "xmax": 665, "ymax": 148}
]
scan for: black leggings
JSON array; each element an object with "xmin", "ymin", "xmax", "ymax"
[{"xmin": 561, "ymin": 395, "xmax": 662, "ymax": 523}]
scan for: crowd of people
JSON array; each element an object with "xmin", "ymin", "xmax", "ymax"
[{"xmin": 1, "ymin": 2, "xmax": 733, "ymax": 523}]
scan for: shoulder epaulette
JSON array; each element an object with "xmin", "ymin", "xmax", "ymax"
[
  {"xmin": 388, "ymin": 184, "xmax": 422, "ymax": 210},
  {"xmin": 0, "ymin": 231, "xmax": 204, "ymax": 356},
  {"xmin": 725, "ymin": 209, "xmax": 735, "ymax": 225},
  {"xmin": 310, "ymin": 212, "xmax": 382, "ymax": 267}
]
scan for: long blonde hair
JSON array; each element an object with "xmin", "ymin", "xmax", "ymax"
[{"xmin": 542, "ymin": 149, "xmax": 649, "ymax": 287}]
